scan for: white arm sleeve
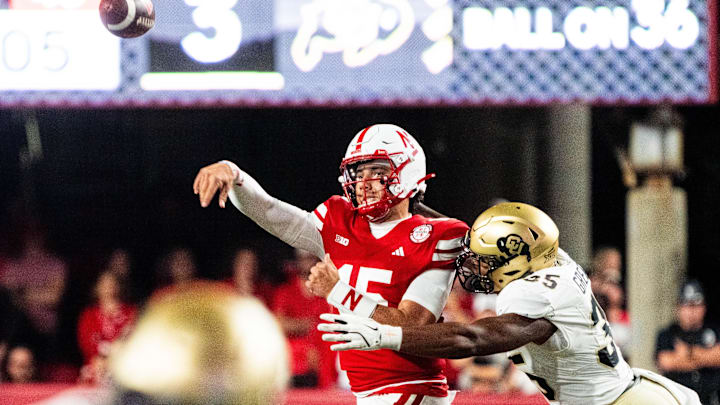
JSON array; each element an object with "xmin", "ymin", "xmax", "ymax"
[
  {"xmin": 225, "ymin": 163, "xmax": 325, "ymax": 259},
  {"xmin": 401, "ymin": 269, "xmax": 455, "ymax": 321}
]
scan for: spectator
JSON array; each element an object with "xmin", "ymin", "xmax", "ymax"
[
  {"xmin": 0, "ymin": 220, "xmax": 67, "ymax": 345},
  {"xmin": 272, "ymin": 248, "xmax": 332, "ymax": 388},
  {"xmin": 0, "ymin": 286, "xmax": 42, "ymax": 381},
  {"xmin": 102, "ymin": 247, "xmax": 140, "ymax": 304},
  {"xmin": 77, "ymin": 270, "xmax": 137, "ymax": 385},
  {"xmin": 154, "ymin": 247, "xmax": 198, "ymax": 293},
  {"xmin": 3, "ymin": 345, "xmax": 37, "ymax": 383},
  {"xmin": 656, "ymin": 280, "xmax": 720, "ymax": 405},
  {"xmin": 224, "ymin": 247, "xmax": 273, "ymax": 305},
  {"xmin": 590, "ymin": 246, "xmax": 631, "ymax": 358},
  {"xmin": 590, "ymin": 246, "xmax": 623, "ymax": 294},
  {"xmin": 106, "ymin": 248, "xmax": 131, "ymax": 278}
]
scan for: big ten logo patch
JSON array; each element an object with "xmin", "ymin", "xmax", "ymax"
[{"xmin": 335, "ymin": 234, "xmax": 349, "ymax": 246}]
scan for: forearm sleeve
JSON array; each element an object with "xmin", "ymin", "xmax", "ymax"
[{"xmin": 227, "ymin": 167, "xmax": 325, "ymax": 259}]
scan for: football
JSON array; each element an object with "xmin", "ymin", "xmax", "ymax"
[{"xmin": 99, "ymin": 0, "xmax": 155, "ymax": 38}]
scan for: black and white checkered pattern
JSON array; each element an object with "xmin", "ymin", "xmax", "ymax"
[{"xmin": 0, "ymin": 0, "xmax": 712, "ymax": 106}]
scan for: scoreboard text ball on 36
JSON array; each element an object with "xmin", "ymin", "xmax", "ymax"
[{"xmin": 99, "ymin": 0, "xmax": 155, "ymax": 39}]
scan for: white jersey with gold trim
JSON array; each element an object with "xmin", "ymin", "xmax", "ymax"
[{"xmin": 496, "ymin": 256, "xmax": 633, "ymax": 405}]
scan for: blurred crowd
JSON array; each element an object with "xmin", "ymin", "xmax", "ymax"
[
  {"xmin": 0, "ymin": 217, "xmax": 336, "ymax": 388},
  {"xmin": 0, "ymin": 220, "xmax": 718, "ymax": 404}
]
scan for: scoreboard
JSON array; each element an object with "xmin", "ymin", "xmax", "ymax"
[{"xmin": 0, "ymin": 0, "xmax": 716, "ymax": 107}]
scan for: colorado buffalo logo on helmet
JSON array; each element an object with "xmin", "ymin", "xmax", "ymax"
[{"xmin": 497, "ymin": 234, "xmax": 531, "ymax": 262}]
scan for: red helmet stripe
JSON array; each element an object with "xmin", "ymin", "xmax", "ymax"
[
  {"xmin": 396, "ymin": 130, "xmax": 408, "ymax": 147},
  {"xmin": 354, "ymin": 126, "xmax": 372, "ymax": 151},
  {"xmin": 396, "ymin": 130, "xmax": 419, "ymax": 157}
]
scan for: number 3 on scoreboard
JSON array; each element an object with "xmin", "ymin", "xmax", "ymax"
[{"xmin": 181, "ymin": 0, "xmax": 242, "ymax": 63}]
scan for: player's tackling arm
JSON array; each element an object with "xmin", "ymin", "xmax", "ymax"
[
  {"xmin": 373, "ymin": 299, "xmax": 437, "ymax": 326},
  {"xmin": 372, "ymin": 227, "xmax": 465, "ymax": 326},
  {"xmin": 193, "ymin": 161, "xmax": 324, "ymax": 258},
  {"xmin": 370, "ymin": 265, "xmax": 456, "ymax": 326},
  {"xmin": 318, "ymin": 312, "xmax": 556, "ymax": 358},
  {"xmin": 372, "ymin": 265, "xmax": 457, "ymax": 326},
  {"xmin": 399, "ymin": 314, "xmax": 556, "ymax": 358}
]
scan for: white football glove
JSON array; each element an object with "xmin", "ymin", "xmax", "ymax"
[{"xmin": 317, "ymin": 313, "xmax": 403, "ymax": 352}]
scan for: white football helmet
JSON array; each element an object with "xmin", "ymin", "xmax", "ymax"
[{"xmin": 339, "ymin": 124, "xmax": 433, "ymax": 220}]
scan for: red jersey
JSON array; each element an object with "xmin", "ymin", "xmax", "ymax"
[
  {"xmin": 77, "ymin": 303, "xmax": 137, "ymax": 363},
  {"xmin": 272, "ymin": 276, "xmax": 332, "ymax": 376},
  {"xmin": 313, "ymin": 196, "xmax": 468, "ymax": 396}
]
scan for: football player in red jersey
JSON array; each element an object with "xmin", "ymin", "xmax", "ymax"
[
  {"xmin": 194, "ymin": 124, "xmax": 468, "ymax": 404},
  {"xmin": 318, "ymin": 203, "xmax": 702, "ymax": 405}
]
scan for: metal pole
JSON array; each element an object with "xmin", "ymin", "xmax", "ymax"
[
  {"xmin": 626, "ymin": 176, "xmax": 686, "ymax": 370},
  {"xmin": 545, "ymin": 104, "xmax": 592, "ymax": 266}
]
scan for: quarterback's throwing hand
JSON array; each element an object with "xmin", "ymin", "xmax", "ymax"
[
  {"xmin": 193, "ymin": 161, "xmax": 240, "ymax": 208},
  {"xmin": 317, "ymin": 313, "xmax": 402, "ymax": 351}
]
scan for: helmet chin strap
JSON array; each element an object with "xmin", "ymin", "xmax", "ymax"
[
  {"xmin": 388, "ymin": 172, "xmax": 437, "ymax": 202},
  {"xmin": 359, "ymin": 199, "xmax": 392, "ymax": 222}
]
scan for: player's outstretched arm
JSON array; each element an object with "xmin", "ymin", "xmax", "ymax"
[
  {"xmin": 193, "ymin": 160, "xmax": 324, "ymax": 258},
  {"xmin": 319, "ymin": 312, "xmax": 556, "ymax": 358}
]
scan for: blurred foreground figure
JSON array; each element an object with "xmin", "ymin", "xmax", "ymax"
[{"xmin": 109, "ymin": 282, "xmax": 289, "ymax": 405}]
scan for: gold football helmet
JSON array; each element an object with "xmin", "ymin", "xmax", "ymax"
[
  {"xmin": 109, "ymin": 282, "xmax": 288, "ymax": 405},
  {"xmin": 456, "ymin": 202, "xmax": 559, "ymax": 293}
]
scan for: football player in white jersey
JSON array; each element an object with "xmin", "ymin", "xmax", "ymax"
[
  {"xmin": 318, "ymin": 202, "xmax": 701, "ymax": 405},
  {"xmin": 193, "ymin": 124, "xmax": 468, "ymax": 404}
]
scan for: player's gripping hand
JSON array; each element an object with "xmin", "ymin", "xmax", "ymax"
[
  {"xmin": 193, "ymin": 161, "xmax": 241, "ymax": 208},
  {"xmin": 306, "ymin": 254, "xmax": 340, "ymax": 298},
  {"xmin": 317, "ymin": 313, "xmax": 402, "ymax": 351}
]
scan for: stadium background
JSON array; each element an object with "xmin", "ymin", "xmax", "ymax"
[
  {"xmin": 0, "ymin": 0, "xmax": 719, "ymax": 402},
  {"xmin": 1, "ymin": 105, "xmax": 718, "ymax": 356}
]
